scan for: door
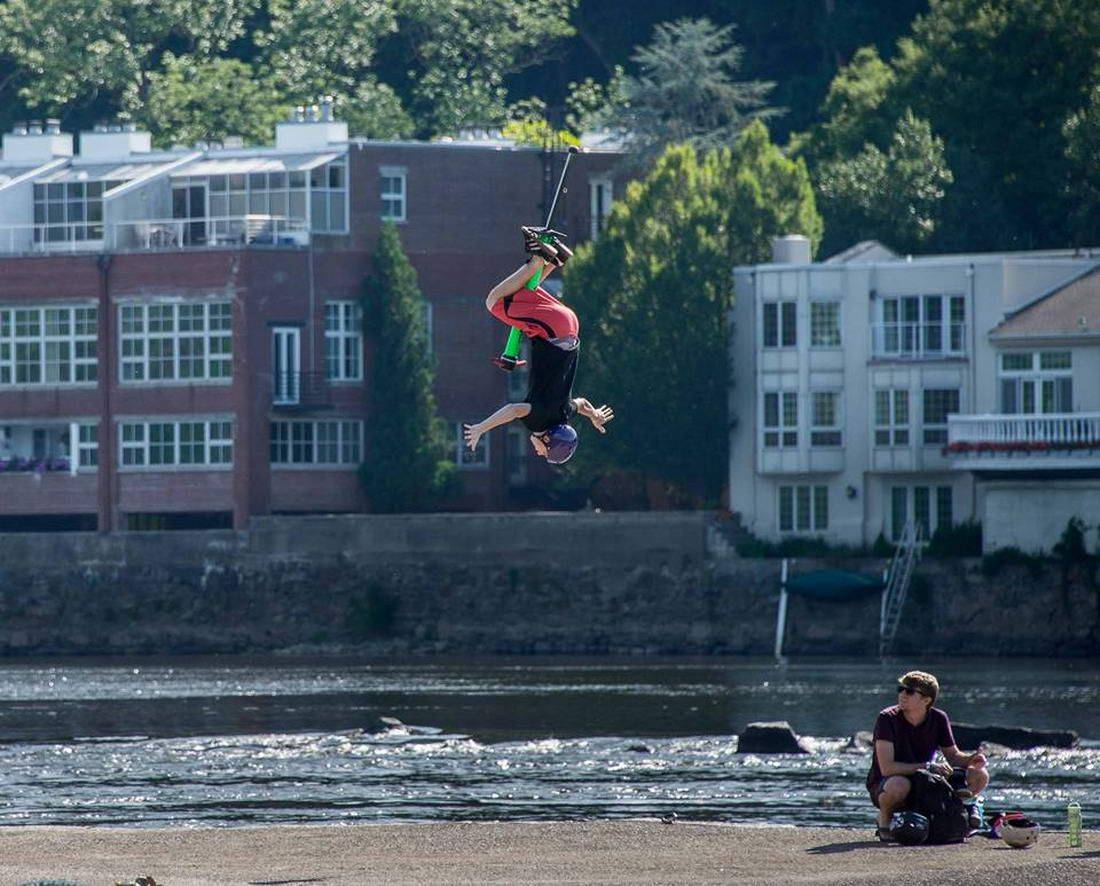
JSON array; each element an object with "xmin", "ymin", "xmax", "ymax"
[
  {"xmin": 272, "ymin": 327, "xmax": 301, "ymax": 405},
  {"xmin": 172, "ymin": 183, "xmax": 208, "ymax": 245}
]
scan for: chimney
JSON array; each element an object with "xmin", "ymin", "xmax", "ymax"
[
  {"xmin": 79, "ymin": 120, "xmax": 152, "ymax": 160},
  {"xmin": 2, "ymin": 120, "xmax": 74, "ymax": 164},
  {"xmin": 275, "ymin": 98, "xmax": 348, "ymax": 151},
  {"xmin": 771, "ymin": 234, "xmax": 812, "ymax": 264}
]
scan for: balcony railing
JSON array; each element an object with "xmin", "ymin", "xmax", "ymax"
[
  {"xmin": 0, "ymin": 215, "xmax": 309, "ymax": 255},
  {"xmin": 870, "ymin": 323, "xmax": 968, "ymax": 360},
  {"xmin": 271, "ymin": 371, "xmax": 332, "ymax": 410},
  {"xmin": 945, "ymin": 412, "xmax": 1100, "ymax": 466}
]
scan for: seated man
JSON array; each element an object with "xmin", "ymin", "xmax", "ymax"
[{"xmin": 867, "ymin": 670, "xmax": 989, "ymax": 841}]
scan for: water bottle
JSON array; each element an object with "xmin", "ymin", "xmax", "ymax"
[{"xmin": 1068, "ymin": 801, "xmax": 1082, "ymax": 848}]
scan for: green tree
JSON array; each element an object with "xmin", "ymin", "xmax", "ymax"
[
  {"xmin": 138, "ymin": 55, "xmax": 288, "ymax": 147},
  {"xmin": 360, "ymin": 224, "xmax": 456, "ymax": 512},
  {"xmin": 598, "ymin": 18, "xmax": 778, "ymax": 168},
  {"xmin": 565, "ymin": 124, "xmax": 820, "ymax": 505},
  {"xmin": 0, "ymin": 0, "xmax": 258, "ymax": 115},
  {"xmin": 1063, "ymin": 84, "xmax": 1100, "ymax": 246},
  {"xmin": 816, "ymin": 110, "xmax": 952, "ymax": 255},
  {"xmin": 800, "ymin": 0, "xmax": 1100, "ymax": 251},
  {"xmin": 381, "ymin": 0, "xmax": 576, "ymax": 137}
]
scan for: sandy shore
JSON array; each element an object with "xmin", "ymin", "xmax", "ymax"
[{"xmin": 0, "ymin": 821, "xmax": 1096, "ymax": 885}]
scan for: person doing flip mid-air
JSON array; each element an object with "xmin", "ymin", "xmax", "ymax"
[{"xmin": 463, "ymin": 226, "xmax": 614, "ymax": 464}]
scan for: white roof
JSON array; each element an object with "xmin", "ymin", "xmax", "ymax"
[
  {"xmin": 34, "ymin": 161, "xmax": 177, "ymax": 184},
  {"xmin": 171, "ymin": 152, "xmax": 340, "ymax": 178}
]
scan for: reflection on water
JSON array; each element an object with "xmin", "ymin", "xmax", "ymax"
[{"xmin": 0, "ymin": 656, "xmax": 1096, "ymax": 829}]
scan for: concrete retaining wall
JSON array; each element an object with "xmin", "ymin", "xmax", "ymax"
[{"xmin": 0, "ymin": 512, "xmax": 1095, "ymax": 656}]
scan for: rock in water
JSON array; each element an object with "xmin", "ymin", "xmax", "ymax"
[
  {"xmin": 737, "ymin": 721, "xmax": 810, "ymax": 754},
  {"xmin": 844, "ymin": 730, "xmax": 874, "ymax": 753},
  {"xmin": 952, "ymin": 723, "xmax": 1078, "ymax": 750}
]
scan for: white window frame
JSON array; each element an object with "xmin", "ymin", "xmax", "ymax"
[
  {"xmin": 810, "ymin": 301, "xmax": 841, "ymax": 347},
  {"xmin": 455, "ymin": 421, "xmax": 489, "ymax": 469},
  {"xmin": 0, "ymin": 306, "xmax": 98, "ymax": 387},
  {"xmin": 763, "ymin": 391, "xmax": 798, "ymax": 449},
  {"xmin": 380, "ymin": 166, "xmax": 407, "ymax": 222},
  {"xmin": 878, "ymin": 293, "xmax": 966, "ymax": 357},
  {"xmin": 589, "ymin": 175, "xmax": 613, "ymax": 239},
  {"xmin": 922, "ymin": 388, "xmax": 960, "ymax": 445},
  {"xmin": 119, "ymin": 301, "xmax": 233, "ymax": 384},
  {"xmin": 77, "ymin": 422, "xmax": 98, "ymax": 469},
  {"xmin": 309, "ymin": 157, "xmax": 349, "ymax": 234},
  {"xmin": 762, "ymin": 301, "xmax": 797, "ymax": 348},
  {"xmin": 324, "ymin": 301, "xmax": 363, "ymax": 381},
  {"xmin": 778, "ymin": 484, "xmax": 828, "ymax": 532},
  {"xmin": 270, "ymin": 419, "xmax": 364, "ymax": 468},
  {"xmin": 118, "ymin": 418, "xmax": 234, "ymax": 470},
  {"xmin": 998, "ymin": 351, "xmax": 1073, "ymax": 414},
  {"xmin": 810, "ymin": 390, "xmax": 842, "ymax": 447},
  {"xmin": 874, "ymin": 389, "xmax": 910, "ymax": 447}
]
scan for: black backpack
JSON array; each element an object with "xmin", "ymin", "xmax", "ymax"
[{"xmin": 905, "ymin": 769, "xmax": 970, "ymax": 844}]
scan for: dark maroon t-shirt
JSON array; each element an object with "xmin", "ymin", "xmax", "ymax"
[{"xmin": 866, "ymin": 705, "xmax": 956, "ymax": 789}]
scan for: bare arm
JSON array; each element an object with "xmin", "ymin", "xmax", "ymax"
[
  {"xmin": 874, "ymin": 740, "xmax": 927, "ymax": 778},
  {"xmin": 463, "ymin": 402, "xmax": 532, "ymax": 450},
  {"xmin": 942, "ymin": 744, "xmax": 987, "ymax": 769},
  {"xmin": 485, "ymin": 256, "xmax": 551, "ymax": 309},
  {"xmin": 572, "ymin": 397, "xmax": 615, "ymax": 434}
]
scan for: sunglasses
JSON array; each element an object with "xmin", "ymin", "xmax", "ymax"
[{"xmin": 896, "ymin": 685, "xmax": 928, "ymax": 697}]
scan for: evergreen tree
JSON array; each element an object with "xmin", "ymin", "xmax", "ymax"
[
  {"xmin": 599, "ymin": 18, "xmax": 779, "ymax": 168},
  {"xmin": 359, "ymin": 224, "xmax": 455, "ymax": 512},
  {"xmin": 565, "ymin": 123, "xmax": 820, "ymax": 505}
]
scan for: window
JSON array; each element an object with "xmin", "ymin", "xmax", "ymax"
[
  {"xmin": 999, "ymin": 351, "xmax": 1073, "ymax": 414},
  {"xmin": 455, "ymin": 422, "xmax": 488, "ymax": 469},
  {"xmin": 77, "ymin": 423, "xmax": 98, "ymax": 468},
  {"xmin": 874, "ymin": 390, "xmax": 910, "ymax": 446},
  {"xmin": 810, "ymin": 391, "xmax": 842, "ymax": 446},
  {"xmin": 762, "ymin": 302, "xmax": 797, "ymax": 348},
  {"xmin": 119, "ymin": 302, "xmax": 233, "ymax": 383},
  {"xmin": 0, "ymin": 306, "xmax": 97, "ymax": 387},
  {"xmin": 33, "ymin": 180, "xmax": 120, "ymax": 244},
  {"xmin": 778, "ymin": 485, "xmax": 828, "ymax": 532},
  {"xmin": 810, "ymin": 302, "xmax": 841, "ymax": 347},
  {"xmin": 324, "ymin": 302, "xmax": 363, "ymax": 381},
  {"xmin": 507, "ymin": 426, "xmax": 528, "ymax": 486},
  {"xmin": 589, "ymin": 176, "xmax": 613, "ymax": 239},
  {"xmin": 922, "ymin": 388, "xmax": 960, "ymax": 444},
  {"xmin": 119, "ymin": 419, "xmax": 233, "ymax": 469},
  {"xmin": 423, "ymin": 301, "xmax": 434, "ymax": 355},
  {"xmin": 309, "ymin": 158, "xmax": 348, "ymax": 233},
  {"xmin": 763, "ymin": 391, "xmax": 798, "ymax": 448},
  {"xmin": 879, "ymin": 294, "xmax": 965, "ymax": 357},
  {"xmin": 891, "ymin": 485, "xmax": 953, "ymax": 541},
  {"xmin": 270, "ymin": 420, "xmax": 363, "ymax": 466},
  {"xmin": 380, "ymin": 166, "xmax": 406, "ymax": 221}
]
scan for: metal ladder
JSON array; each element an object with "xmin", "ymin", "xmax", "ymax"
[{"xmin": 880, "ymin": 520, "xmax": 922, "ymax": 657}]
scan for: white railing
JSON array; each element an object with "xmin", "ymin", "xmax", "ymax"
[
  {"xmin": 108, "ymin": 215, "xmax": 309, "ymax": 251},
  {"xmin": 946, "ymin": 412, "xmax": 1100, "ymax": 453},
  {"xmin": 870, "ymin": 323, "xmax": 968, "ymax": 359},
  {"xmin": 0, "ymin": 216, "xmax": 309, "ymax": 254},
  {"xmin": 0, "ymin": 223, "xmax": 104, "ymax": 254}
]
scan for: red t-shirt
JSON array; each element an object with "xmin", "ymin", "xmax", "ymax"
[{"xmin": 866, "ymin": 705, "xmax": 956, "ymax": 789}]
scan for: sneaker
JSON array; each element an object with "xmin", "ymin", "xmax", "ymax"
[
  {"xmin": 967, "ymin": 797, "xmax": 985, "ymax": 830},
  {"xmin": 876, "ymin": 826, "xmax": 896, "ymax": 843}
]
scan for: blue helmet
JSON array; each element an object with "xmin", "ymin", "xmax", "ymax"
[{"xmin": 545, "ymin": 423, "xmax": 578, "ymax": 464}]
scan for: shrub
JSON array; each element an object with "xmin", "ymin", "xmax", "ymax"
[
  {"xmin": 735, "ymin": 534, "xmax": 867, "ymax": 558},
  {"xmin": 980, "ymin": 546, "xmax": 1046, "ymax": 578},
  {"xmin": 926, "ymin": 519, "xmax": 983, "ymax": 558},
  {"xmin": 1052, "ymin": 517, "xmax": 1091, "ymax": 565}
]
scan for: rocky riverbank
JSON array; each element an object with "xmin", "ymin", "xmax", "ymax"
[{"xmin": 0, "ymin": 512, "xmax": 1096, "ymax": 656}]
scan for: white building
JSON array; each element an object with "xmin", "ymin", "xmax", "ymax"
[{"xmin": 729, "ymin": 237, "xmax": 1100, "ymax": 552}]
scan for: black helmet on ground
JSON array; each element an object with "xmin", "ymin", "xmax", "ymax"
[{"xmin": 890, "ymin": 810, "xmax": 930, "ymax": 845}]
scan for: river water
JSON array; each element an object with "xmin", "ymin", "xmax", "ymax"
[{"xmin": 0, "ymin": 655, "xmax": 1096, "ymax": 829}]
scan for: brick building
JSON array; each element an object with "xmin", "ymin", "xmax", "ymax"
[{"xmin": 0, "ymin": 111, "xmax": 625, "ymax": 530}]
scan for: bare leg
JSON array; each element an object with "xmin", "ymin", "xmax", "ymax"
[
  {"xmin": 876, "ymin": 776, "xmax": 911, "ymax": 829},
  {"xmin": 966, "ymin": 765, "xmax": 989, "ymax": 795}
]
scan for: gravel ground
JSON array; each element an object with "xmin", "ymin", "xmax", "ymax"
[{"xmin": 0, "ymin": 821, "xmax": 1096, "ymax": 886}]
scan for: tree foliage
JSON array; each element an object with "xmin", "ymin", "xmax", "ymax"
[
  {"xmin": 565, "ymin": 124, "xmax": 820, "ymax": 505},
  {"xmin": 360, "ymin": 224, "xmax": 456, "ymax": 513},
  {"xmin": 599, "ymin": 18, "xmax": 778, "ymax": 168},
  {"xmin": 800, "ymin": 0, "xmax": 1100, "ymax": 252},
  {"xmin": 139, "ymin": 55, "xmax": 288, "ymax": 146},
  {"xmin": 816, "ymin": 110, "xmax": 952, "ymax": 255}
]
